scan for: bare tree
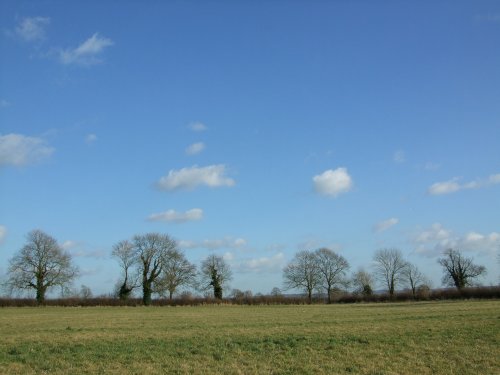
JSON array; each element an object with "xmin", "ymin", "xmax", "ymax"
[
  {"xmin": 155, "ymin": 249, "xmax": 196, "ymax": 300},
  {"xmin": 79, "ymin": 285, "xmax": 93, "ymax": 299},
  {"xmin": 438, "ymin": 249, "xmax": 486, "ymax": 289},
  {"xmin": 402, "ymin": 263, "xmax": 425, "ymax": 298},
  {"xmin": 111, "ymin": 240, "xmax": 137, "ymax": 300},
  {"xmin": 200, "ymin": 254, "xmax": 232, "ymax": 299},
  {"xmin": 7, "ymin": 230, "xmax": 78, "ymax": 304},
  {"xmin": 314, "ymin": 248, "xmax": 350, "ymax": 303},
  {"xmin": 133, "ymin": 233, "xmax": 177, "ymax": 305},
  {"xmin": 283, "ymin": 250, "xmax": 320, "ymax": 303},
  {"xmin": 270, "ymin": 287, "xmax": 282, "ymax": 297},
  {"xmin": 352, "ymin": 268, "xmax": 374, "ymax": 296},
  {"xmin": 373, "ymin": 248, "xmax": 407, "ymax": 297}
]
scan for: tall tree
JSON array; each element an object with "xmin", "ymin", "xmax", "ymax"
[
  {"xmin": 200, "ymin": 254, "xmax": 232, "ymax": 299},
  {"xmin": 314, "ymin": 248, "xmax": 350, "ymax": 303},
  {"xmin": 402, "ymin": 263, "xmax": 425, "ymax": 298},
  {"xmin": 133, "ymin": 233, "xmax": 177, "ymax": 305},
  {"xmin": 155, "ymin": 248, "xmax": 197, "ymax": 300},
  {"xmin": 373, "ymin": 248, "xmax": 407, "ymax": 297},
  {"xmin": 283, "ymin": 250, "xmax": 320, "ymax": 303},
  {"xmin": 7, "ymin": 230, "xmax": 78, "ymax": 304},
  {"xmin": 438, "ymin": 249, "xmax": 486, "ymax": 289},
  {"xmin": 111, "ymin": 240, "xmax": 137, "ymax": 300},
  {"xmin": 352, "ymin": 268, "xmax": 374, "ymax": 296}
]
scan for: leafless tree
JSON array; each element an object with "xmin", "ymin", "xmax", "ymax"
[
  {"xmin": 133, "ymin": 233, "xmax": 177, "ymax": 305},
  {"xmin": 352, "ymin": 268, "xmax": 374, "ymax": 296},
  {"xmin": 7, "ymin": 230, "xmax": 78, "ymax": 304},
  {"xmin": 200, "ymin": 254, "xmax": 232, "ymax": 299},
  {"xmin": 373, "ymin": 248, "xmax": 407, "ymax": 297},
  {"xmin": 111, "ymin": 240, "xmax": 137, "ymax": 300},
  {"xmin": 402, "ymin": 263, "xmax": 425, "ymax": 298},
  {"xmin": 314, "ymin": 248, "xmax": 350, "ymax": 303},
  {"xmin": 283, "ymin": 250, "xmax": 320, "ymax": 303},
  {"xmin": 155, "ymin": 248, "xmax": 196, "ymax": 300},
  {"xmin": 438, "ymin": 249, "xmax": 486, "ymax": 289}
]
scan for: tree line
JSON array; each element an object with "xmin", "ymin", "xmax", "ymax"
[{"xmin": 3, "ymin": 230, "xmax": 491, "ymax": 305}]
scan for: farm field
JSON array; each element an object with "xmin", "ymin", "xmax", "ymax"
[{"xmin": 0, "ymin": 301, "xmax": 499, "ymax": 374}]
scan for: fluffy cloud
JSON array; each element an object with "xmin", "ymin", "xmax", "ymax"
[
  {"xmin": 85, "ymin": 134, "xmax": 98, "ymax": 144},
  {"xmin": 185, "ymin": 142, "xmax": 205, "ymax": 155},
  {"xmin": 313, "ymin": 168, "xmax": 353, "ymax": 197},
  {"xmin": 428, "ymin": 174, "xmax": 500, "ymax": 195},
  {"xmin": 236, "ymin": 252, "xmax": 286, "ymax": 274},
  {"xmin": 0, "ymin": 225, "xmax": 7, "ymax": 244},
  {"xmin": 60, "ymin": 33, "xmax": 113, "ymax": 65},
  {"xmin": 393, "ymin": 150, "xmax": 405, "ymax": 163},
  {"xmin": 157, "ymin": 164, "xmax": 235, "ymax": 191},
  {"xmin": 147, "ymin": 208, "xmax": 203, "ymax": 223},
  {"xmin": 188, "ymin": 122, "xmax": 208, "ymax": 132},
  {"xmin": 373, "ymin": 218, "xmax": 399, "ymax": 233},
  {"xmin": 15, "ymin": 17, "xmax": 50, "ymax": 42},
  {"xmin": 178, "ymin": 237, "xmax": 247, "ymax": 250},
  {"xmin": 0, "ymin": 99, "xmax": 11, "ymax": 108},
  {"xmin": 0, "ymin": 133, "xmax": 54, "ymax": 167},
  {"xmin": 413, "ymin": 223, "xmax": 500, "ymax": 257}
]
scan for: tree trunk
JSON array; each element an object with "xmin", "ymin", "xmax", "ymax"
[
  {"xmin": 307, "ymin": 289, "xmax": 312, "ymax": 304},
  {"xmin": 327, "ymin": 287, "xmax": 332, "ymax": 304},
  {"xmin": 36, "ymin": 278, "xmax": 46, "ymax": 304},
  {"xmin": 143, "ymin": 282, "xmax": 152, "ymax": 306},
  {"xmin": 169, "ymin": 290, "xmax": 173, "ymax": 300}
]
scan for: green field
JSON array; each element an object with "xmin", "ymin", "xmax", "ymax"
[{"xmin": 0, "ymin": 301, "xmax": 499, "ymax": 374}]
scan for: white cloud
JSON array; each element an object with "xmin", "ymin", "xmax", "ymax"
[
  {"xmin": 185, "ymin": 142, "xmax": 205, "ymax": 155},
  {"xmin": 237, "ymin": 252, "xmax": 286, "ymax": 274},
  {"xmin": 60, "ymin": 33, "xmax": 113, "ymax": 65},
  {"xmin": 0, "ymin": 99, "xmax": 11, "ymax": 108},
  {"xmin": 85, "ymin": 134, "xmax": 97, "ymax": 144},
  {"xmin": 15, "ymin": 17, "xmax": 50, "ymax": 42},
  {"xmin": 489, "ymin": 174, "xmax": 500, "ymax": 184},
  {"xmin": 415, "ymin": 223, "xmax": 452, "ymax": 244},
  {"xmin": 413, "ymin": 223, "xmax": 500, "ymax": 258},
  {"xmin": 0, "ymin": 225, "xmax": 7, "ymax": 244},
  {"xmin": 428, "ymin": 174, "xmax": 500, "ymax": 195},
  {"xmin": 147, "ymin": 208, "xmax": 203, "ymax": 223},
  {"xmin": 0, "ymin": 133, "xmax": 54, "ymax": 167},
  {"xmin": 178, "ymin": 237, "xmax": 247, "ymax": 250},
  {"xmin": 61, "ymin": 240, "xmax": 79, "ymax": 250},
  {"xmin": 313, "ymin": 167, "xmax": 353, "ymax": 197},
  {"xmin": 428, "ymin": 179, "xmax": 461, "ymax": 195},
  {"xmin": 424, "ymin": 162, "xmax": 440, "ymax": 171},
  {"xmin": 188, "ymin": 122, "xmax": 208, "ymax": 132},
  {"xmin": 373, "ymin": 218, "xmax": 399, "ymax": 233},
  {"xmin": 393, "ymin": 150, "xmax": 405, "ymax": 163},
  {"xmin": 157, "ymin": 164, "xmax": 235, "ymax": 191}
]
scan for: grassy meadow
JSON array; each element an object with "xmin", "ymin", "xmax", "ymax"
[{"xmin": 0, "ymin": 300, "xmax": 499, "ymax": 374}]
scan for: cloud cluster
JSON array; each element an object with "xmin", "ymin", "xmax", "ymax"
[
  {"xmin": 188, "ymin": 122, "xmax": 208, "ymax": 132},
  {"xmin": 185, "ymin": 142, "xmax": 205, "ymax": 156},
  {"xmin": 59, "ymin": 33, "xmax": 114, "ymax": 65},
  {"xmin": 393, "ymin": 150, "xmax": 405, "ymax": 163},
  {"xmin": 148, "ymin": 208, "xmax": 203, "ymax": 223},
  {"xmin": 428, "ymin": 174, "xmax": 500, "ymax": 195},
  {"xmin": 236, "ymin": 252, "xmax": 286, "ymax": 274},
  {"xmin": 0, "ymin": 225, "xmax": 7, "ymax": 244},
  {"xmin": 178, "ymin": 237, "xmax": 247, "ymax": 250},
  {"xmin": 157, "ymin": 164, "xmax": 235, "ymax": 191},
  {"xmin": 373, "ymin": 218, "xmax": 399, "ymax": 233},
  {"xmin": 413, "ymin": 223, "xmax": 500, "ymax": 258},
  {"xmin": 313, "ymin": 168, "xmax": 353, "ymax": 197},
  {"xmin": 85, "ymin": 134, "xmax": 97, "ymax": 144},
  {"xmin": 0, "ymin": 133, "xmax": 54, "ymax": 167},
  {"xmin": 15, "ymin": 17, "xmax": 50, "ymax": 42}
]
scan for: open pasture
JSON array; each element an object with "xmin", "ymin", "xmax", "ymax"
[{"xmin": 0, "ymin": 301, "xmax": 499, "ymax": 374}]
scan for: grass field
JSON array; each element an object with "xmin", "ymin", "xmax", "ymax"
[{"xmin": 0, "ymin": 301, "xmax": 499, "ymax": 374}]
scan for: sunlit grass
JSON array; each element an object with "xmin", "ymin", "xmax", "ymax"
[{"xmin": 0, "ymin": 301, "xmax": 499, "ymax": 374}]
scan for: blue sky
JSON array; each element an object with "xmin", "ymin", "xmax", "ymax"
[{"xmin": 1, "ymin": 1, "xmax": 499, "ymax": 296}]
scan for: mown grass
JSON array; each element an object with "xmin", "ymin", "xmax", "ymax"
[{"xmin": 0, "ymin": 301, "xmax": 498, "ymax": 374}]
